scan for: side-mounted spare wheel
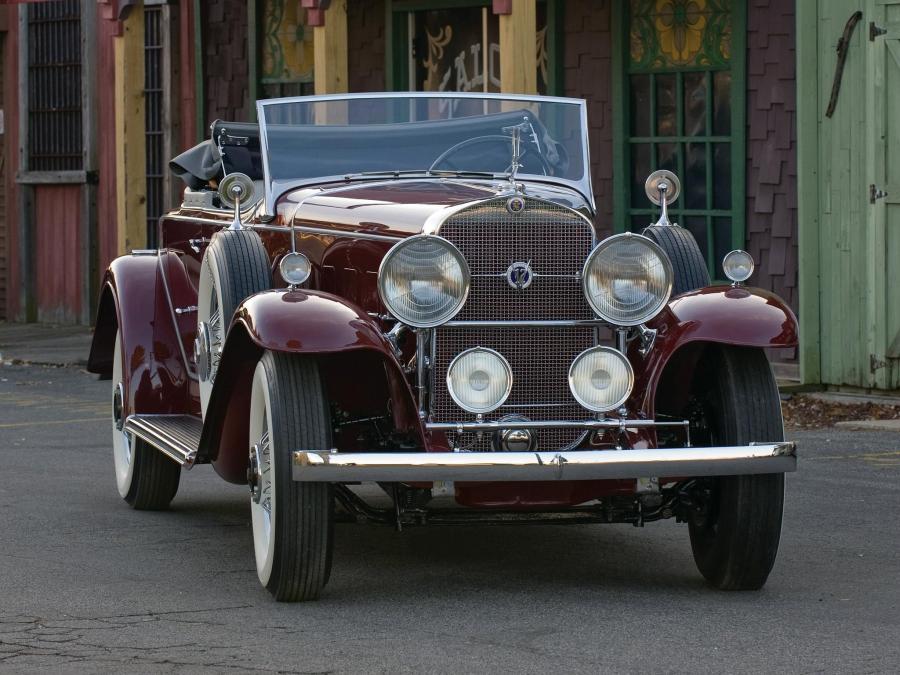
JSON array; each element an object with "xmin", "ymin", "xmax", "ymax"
[
  {"xmin": 112, "ymin": 330, "xmax": 181, "ymax": 509},
  {"xmin": 197, "ymin": 229, "xmax": 272, "ymax": 417},
  {"xmin": 687, "ymin": 345, "xmax": 786, "ymax": 590},
  {"xmin": 642, "ymin": 225, "xmax": 710, "ymax": 295},
  {"xmin": 248, "ymin": 351, "xmax": 335, "ymax": 602}
]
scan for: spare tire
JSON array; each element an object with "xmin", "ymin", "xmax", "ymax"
[
  {"xmin": 197, "ymin": 228, "xmax": 272, "ymax": 416},
  {"xmin": 642, "ymin": 225, "xmax": 710, "ymax": 295}
]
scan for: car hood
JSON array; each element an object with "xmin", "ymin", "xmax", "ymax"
[{"xmin": 274, "ymin": 178, "xmax": 591, "ymax": 239}]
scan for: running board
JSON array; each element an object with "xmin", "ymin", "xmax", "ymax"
[{"xmin": 123, "ymin": 414, "xmax": 203, "ymax": 467}]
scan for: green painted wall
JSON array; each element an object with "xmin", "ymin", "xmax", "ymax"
[{"xmin": 798, "ymin": 0, "xmax": 900, "ymax": 389}]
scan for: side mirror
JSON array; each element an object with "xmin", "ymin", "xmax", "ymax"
[
  {"xmin": 644, "ymin": 169, "xmax": 680, "ymax": 227},
  {"xmin": 218, "ymin": 172, "xmax": 255, "ymax": 230}
]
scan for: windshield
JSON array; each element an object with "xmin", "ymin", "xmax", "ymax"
[{"xmin": 257, "ymin": 93, "xmax": 592, "ymax": 211}]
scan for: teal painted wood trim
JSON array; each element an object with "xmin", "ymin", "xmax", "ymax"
[
  {"xmin": 247, "ymin": 0, "xmax": 258, "ymax": 121},
  {"xmin": 611, "ymin": 1, "xmax": 627, "ymax": 233},
  {"xmin": 193, "ymin": 0, "xmax": 204, "ymax": 142},
  {"xmin": 546, "ymin": 0, "xmax": 563, "ymax": 96},
  {"xmin": 731, "ymin": 0, "xmax": 746, "ymax": 255},
  {"xmin": 795, "ymin": 0, "xmax": 820, "ymax": 385}
]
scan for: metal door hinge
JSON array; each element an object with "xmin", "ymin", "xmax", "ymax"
[
  {"xmin": 870, "ymin": 354, "xmax": 887, "ymax": 373},
  {"xmin": 870, "ymin": 22, "xmax": 888, "ymax": 40},
  {"xmin": 870, "ymin": 184, "xmax": 889, "ymax": 203}
]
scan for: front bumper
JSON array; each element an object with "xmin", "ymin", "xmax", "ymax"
[{"xmin": 292, "ymin": 442, "xmax": 796, "ymax": 482}]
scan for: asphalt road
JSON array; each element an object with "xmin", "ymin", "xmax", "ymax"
[{"xmin": 1, "ymin": 363, "xmax": 898, "ymax": 674}]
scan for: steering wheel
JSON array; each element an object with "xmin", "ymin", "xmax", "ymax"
[{"xmin": 428, "ymin": 134, "xmax": 552, "ymax": 176}]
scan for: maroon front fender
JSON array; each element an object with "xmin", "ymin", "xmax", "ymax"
[
  {"xmin": 203, "ymin": 289, "xmax": 421, "ymax": 484},
  {"xmin": 635, "ymin": 286, "xmax": 798, "ymax": 416},
  {"xmin": 235, "ymin": 289, "xmax": 396, "ymax": 355}
]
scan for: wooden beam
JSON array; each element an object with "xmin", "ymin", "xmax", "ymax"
[
  {"xmin": 114, "ymin": 9, "xmax": 147, "ymax": 256},
  {"xmin": 499, "ymin": 0, "xmax": 537, "ymax": 94},
  {"xmin": 314, "ymin": 1, "xmax": 348, "ymax": 95},
  {"xmin": 795, "ymin": 0, "xmax": 821, "ymax": 385}
]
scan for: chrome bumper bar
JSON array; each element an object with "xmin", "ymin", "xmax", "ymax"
[{"xmin": 292, "ymin": 442, "xmax": 796, "ymax": 483}]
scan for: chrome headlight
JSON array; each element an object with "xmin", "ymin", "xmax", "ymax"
[
  {"xmin": 722, "ymin": 249, "xmax": 754, "ymax": 283},
  {"xmin": 447, "ymin": 347, "xmax": 513, "ymax": 414},
  {"xmin": 582, "ymin": 232, "xmax": 673, "ymax": 326},
  {"xmin": 568, "ymin": 346, "xmax": 634, "ymax": 412},
  {"xmin": 378, "ymin": 235, "xmax": 470, "ymax": 328}
]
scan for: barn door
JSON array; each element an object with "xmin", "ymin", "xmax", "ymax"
[{"xmin": 867, "ymin": 0, "xmax": 900, "ymax": 388}]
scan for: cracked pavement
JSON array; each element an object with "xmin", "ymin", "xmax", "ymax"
[{"xmin": 0, "ymin": 362, "xmax": 898, "ymax": 673}]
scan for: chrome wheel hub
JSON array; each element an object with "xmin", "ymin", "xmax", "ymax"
[
  {"xmin": 112, "ymin": 382, "xmax": 126, "ymax": 432},
  {"xmin": 248, "ymin": 443, "xmax": 262, "ymax": 504},
  {"xmin": 195, "ymin": 321, "xmax": 213, "ymax": 381}
]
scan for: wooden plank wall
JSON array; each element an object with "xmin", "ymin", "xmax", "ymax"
[
  {"xmin": 96, "ymin": 12, "xmax": 120, "ymax": 277},
  {"xmin": 0, "ymin": 31, "xmax": 6, "ymax": 321},
  {"xmin": 2, "ymin": 8, "xmax": 18, "ymax": 320},
  {"xmin": 745, "ymin": 0, "xmax": 798, "ymax": 362},
  {"xmin": 34, "ymin": 185, "xmax": 82, "ymax": 323}
]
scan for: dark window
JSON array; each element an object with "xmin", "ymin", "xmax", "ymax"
[{"xmin": 26, "ymin": 0, "xmax": 82, "ymax": 172}]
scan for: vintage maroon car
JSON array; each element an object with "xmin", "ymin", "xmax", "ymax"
[{"xmin": 88, "ymin": 93, "xmax": 797, "ymax": 602}]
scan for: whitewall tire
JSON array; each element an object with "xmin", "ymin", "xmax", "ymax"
[
  {"xmin": 248, "ymin": 351, "xmax": 334, "ymax": 601},
  {"xmin": 111, "ymin": 329, "xmax": 180, "ymax": 510}
]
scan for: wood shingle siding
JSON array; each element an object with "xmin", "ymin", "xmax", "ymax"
[
  {"xmin": 745, "ymin": 0, "xmax": 798, "ymax": 363},
  {"xmin": 202, "ymin": 0, "xmax": 249, "ymax": 124},
  {"xmin": 562, "ymin": 0, "xmax": 613, "ymax": 237}
]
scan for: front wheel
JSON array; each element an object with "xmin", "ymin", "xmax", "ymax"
[
  {"xmin": 248, "ymin": 351, "xmax": 334, "ymax": 601},
  {"xmin": 688, "ymin": 346, "xmax": 786, "ymax": 590}
]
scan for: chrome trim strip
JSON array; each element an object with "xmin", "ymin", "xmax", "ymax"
[
  {"xmin": 425, "ymin": 418, "xmax": 688, "ymax": 432},
  {"xmin": 442, "ymin": 319, "xmax": 607, "ymax": 328},
  {"xmin": 124, "ymin": 414, "xmax": 203, "ymax": 468},
  {"xmin": 162, "ymin": 214, "xmax": 401, "ymax": 241},
  {"xmin": 293, "ymin": 224, "xmax": 403, "ymax": 242},
  {"xmin": 292, "ymin": 442, "xmax": 797, "ymax": 482}
]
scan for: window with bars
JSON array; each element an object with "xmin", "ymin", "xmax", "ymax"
[
  {"xmin": 145, "ymin": 4, "xmax": 164, "ymax": 247},
  {"xmin": 26, "ymin": 0, "xmax": 83, "ymax": 172},
  {"xmin": 619, "ymin": 0, "xmax": 745, "ymax": 280}
]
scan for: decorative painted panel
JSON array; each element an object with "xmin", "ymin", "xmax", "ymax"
[
  {"xmin": 629, "ymin": 0, "xmax": 732, "ymax": 70},
  {"xmin": 260, "ymin": 0, "xmax": 314, "ymax": 98}
]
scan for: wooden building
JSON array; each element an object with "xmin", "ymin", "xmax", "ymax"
[{"xmin": 0, "ymin": 0, "xmax": 893, "ymax": 390}]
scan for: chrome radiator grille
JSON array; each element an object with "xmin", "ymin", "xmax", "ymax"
[
  {"xmin": 432, "ymin": 326, "xmax": 597, "ymax": 452},
  {"xmin": 437, "ymin": 197, "xmax": 595, "ymax": 322},
  {"xmin": 431, "ymin": 197, "xmax": 601, "ymax": 451}
]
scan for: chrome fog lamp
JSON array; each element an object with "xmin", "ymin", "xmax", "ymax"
[
  {"xmin": 447, "ymin": 347, "xmax": 512, "ymax": 414},
  {"xmin": 280, "ymin": 252, "xmax": 311, "ymax": 286},
  {"xmin": 722, "ymin": 249, "xmax": 754, "ymax": 284},
  {"xmin": 582, "ymin": 233, "xmax": 673, "ymax": 326},
  {"xmin": 568, "ymin": 346, "xmax": 634, "ymax": 412},
  {"xmin": 378, "ymin": 235, "xmax": 470, "ymax": 328}
]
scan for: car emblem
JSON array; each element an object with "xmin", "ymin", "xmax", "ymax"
[{"xmin": 506, "ymin": 261, "xmax": 534, "ymax": 290}]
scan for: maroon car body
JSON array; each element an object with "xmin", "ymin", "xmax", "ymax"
[{"xmin": 88, "ymin": 93, "xmax": 798, "ymax": 600}]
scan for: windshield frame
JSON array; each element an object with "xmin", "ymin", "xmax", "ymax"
[{"xmin": 256, "ymin": 92, "xmax": 594, "ymax": 215}]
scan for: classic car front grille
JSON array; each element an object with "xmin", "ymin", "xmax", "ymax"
[
  {"xmin": 437, "ymin": 197, "xmax": 595, "ymax": 322},
  {"xmin": 432, "ymin": 326, "xmax": 597, "ymax": 452},
  {"xmin": 431, "ymin": 197, "xmax": 601, "ymax": 452}
]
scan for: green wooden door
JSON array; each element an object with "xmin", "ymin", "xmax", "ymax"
[
  {"xmin": 813, "ymin": 0, "xmax": 900, "ymax": 389},
  {"xmin": 867, "ymin": 0, "xmax": 900, "ymax": 388}
]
